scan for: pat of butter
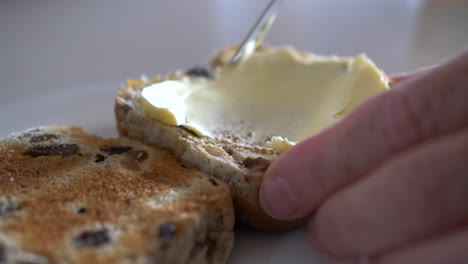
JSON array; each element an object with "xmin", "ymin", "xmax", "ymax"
[
  {"xmin": 141, "ymin": 81, "xmax": 188, "ymax": 126},
  {"xmin": 141, "ymin": 81, "xmax": 211, "ymax": 137},
  {"xmin": 141, "ymin": 46, "xmax": 389, "ymax": 152},
  {"xmin": 265, "ymin": 136, "xmax": 295, "ymax": 152}
]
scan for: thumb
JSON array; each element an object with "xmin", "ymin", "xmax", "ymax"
[{"xmin": 259, "ymin": 50, "xmax": 468, "ymax": 220}]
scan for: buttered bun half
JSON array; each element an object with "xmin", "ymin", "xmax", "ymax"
[{"xmin": 115, "ymin": 44, "xmax": 389, "ymax": 230}]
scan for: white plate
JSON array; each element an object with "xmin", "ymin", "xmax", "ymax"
[{"xmin": 0, "ymin": 82, "xmax": 343, "ymax": 264}]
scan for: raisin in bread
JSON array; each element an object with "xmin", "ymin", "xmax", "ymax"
[{"xmin": 0, "ymin": 126, "xmax": 234, "ymax": 264}]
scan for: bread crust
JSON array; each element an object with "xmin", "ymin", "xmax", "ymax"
[{"xmin": 0, "ymin": 126, "xmax": 234, "ymax": 263}]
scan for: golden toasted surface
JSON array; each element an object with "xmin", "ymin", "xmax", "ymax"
[{"xmin": 0, "ymin": 126, "xmax": 234, "ymax": 264}]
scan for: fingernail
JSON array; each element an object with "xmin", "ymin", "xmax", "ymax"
[{"xmin": 259, "ymin": 176, "xmax": 299, "ymax": 219}]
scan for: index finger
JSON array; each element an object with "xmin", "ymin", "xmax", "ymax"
[{"xmin": 260, "ymin": 50, "xmax": 468, "ymax": 220}]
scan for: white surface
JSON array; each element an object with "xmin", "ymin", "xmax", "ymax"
[
  {"xmin": 1, "ymin": 1, "xmax": 468, "ymax": 104},
  {"xmin": 1, "ymin": 1, "xmax": 468, "ymax": 263}
]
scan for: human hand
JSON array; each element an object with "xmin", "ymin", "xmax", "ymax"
[{"xmin": 259, "ymin": 50, "xmax": 468, "ymax": 263}]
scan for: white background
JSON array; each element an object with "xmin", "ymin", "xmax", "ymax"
[{"xmin": 1, "ymin": 0, "xmax": 467, "ymax": 105}]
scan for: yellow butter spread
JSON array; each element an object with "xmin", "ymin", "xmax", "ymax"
[
  {"xmin": 265, "ymin": 136, "xmax": 295, "ymax": 152},
  {"xmin": 141, "ymin": 46, "xmax": 389, "ymax": 152}
]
